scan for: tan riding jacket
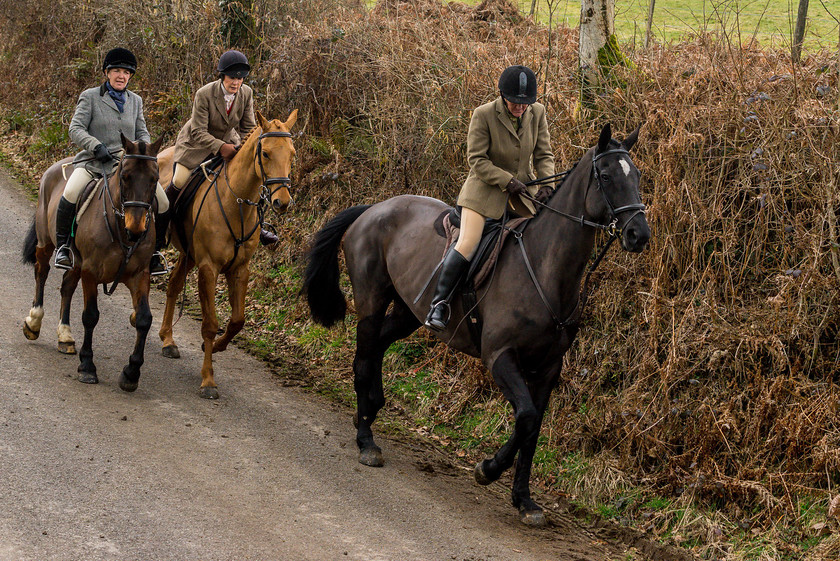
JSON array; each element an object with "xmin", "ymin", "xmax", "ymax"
[
  {"xmin": 173, "ymin": 80, "xmax": 257, "ymax": 169},
  {"xmin": 457, "ymin": 97, "xmax": 555, "ymax": 219}
]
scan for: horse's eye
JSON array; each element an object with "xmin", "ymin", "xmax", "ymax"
[
  {"xmin": 262, "ymin": 151, "xmax": 270, "ymax": 160},
  {"xmin": 600, "ymin": 173, "xmax": 611, "ymax": 182}
]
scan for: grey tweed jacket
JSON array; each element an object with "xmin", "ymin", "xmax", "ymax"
[{"xmin": 69, "ymin": 83, "xmax": 151, "ymax": 174}]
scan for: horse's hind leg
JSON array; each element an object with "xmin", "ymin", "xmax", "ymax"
[
  {"xmin": 77, "ymin": 276, "xmax": 100, "ymax": 384},
  {"xmin": 56, "ymin": 268, "xmax": 80, "ymax": 354},
  {"xmin": 23, "ymin": 245, "xmax": 51, "ymax": 341},
  {"xmin": 159, "ymin": 254, "xmax": 193, "ymax": 359},
  {"xmin": 118, "ymin": 273, "xmax": 152, "ymax": 392},
  {"xmin": 353, "ymin": 291, "xmax": 419, "ymax": 467}
]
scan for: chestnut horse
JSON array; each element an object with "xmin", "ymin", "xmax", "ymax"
[
  {"xmin": 22, "ymin": 135, "xmax": 164, "ymax": 391},
  {"xmin": 303, "ymin": 124, "xmax": 650, "ymax": 525},
  {"xmin": 156, "ymin": 110, "xmax": 297, "ymax": 399}
]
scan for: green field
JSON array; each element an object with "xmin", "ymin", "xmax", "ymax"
[{"xmin": 505, "ymin": 0, "xmax": 840, "ymax": 51}]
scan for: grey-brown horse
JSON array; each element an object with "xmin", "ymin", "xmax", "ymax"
[
  {"xmin": 303, "ymin": 124, "xmax": 650, "ymax": 525},
  {"xmin": 22, "ymin": 135, "xmax": 164, "ymax": 391}
]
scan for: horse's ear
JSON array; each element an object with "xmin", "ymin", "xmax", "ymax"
[
  {"xmin": 120, "ymin": 132, "xmax": 131, "ymax": 152},
  {"xmin": 149, "ymin": 136, "xmax": 164, "ymax": 156},
  {"xmin": 255, "ymin": 110, "xmax": 269, "ymax": 130},
  {"xmin": 284, "ymin": 109, "xmax": 298, "ymax": 131},
  {"xmin": 597, "ymin": 123, "xmax": 611, "ymax": 153},
  {"xmin": 622, "ymin": 124, "xmax": 641, "ymax": 151}
]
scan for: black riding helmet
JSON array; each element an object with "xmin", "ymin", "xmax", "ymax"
[
  {"xmin": 217, "ymin": 50, "xmax": 251, "ymax": 79},
  {"xmin": 498, "ymin": 65, "xmax": 537, "ymax": 105},
  {"xmin": 102, "ymin": 48, "xmax": 137, "ymax": 74}
]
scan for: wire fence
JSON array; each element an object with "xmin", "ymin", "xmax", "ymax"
[{"xmin": 509, "ymin": 0, "xmax": 840, "ymax": 51}]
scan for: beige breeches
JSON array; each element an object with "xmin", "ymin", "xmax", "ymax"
[
  {"xmin": 453, "ymin": 207, "xmax": 484, "ymax": 261},
  {"xmin": 63, "ymin": 167, "xmax": 169, "ymax": 213},
  {"xmin": 172, "ymin": 163, "xmax": 192, "ymax": 190}
]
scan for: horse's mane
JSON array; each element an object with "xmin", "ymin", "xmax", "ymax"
[{"xmin": 241, "ymin": 117, "xmax": 284, "ymax": 147}]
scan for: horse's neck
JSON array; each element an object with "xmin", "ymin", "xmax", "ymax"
[
  {"xmin": 220, "ymin": 130, "xmax": 261, "ymax": 203},
  {"xmin": 526, "ymin": 155, "xmax": 598, "ymax": 294}
]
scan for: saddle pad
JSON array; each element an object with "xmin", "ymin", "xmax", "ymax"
[
  {"xmin": 75, "ymin": 177, "xmax": 105, "ymax": 223},
  {"xmin": 171, "ymin": 155, "xmax": 225, "ymax": 220}
]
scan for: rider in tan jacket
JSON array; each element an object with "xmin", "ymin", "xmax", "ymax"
[
  {"xmin": 425, "ymin": 65, "xmax": 556, "ymax": 331},
  {"xmin": 167, "ymin": 50, "xmax": 277, "ymax": 247}
]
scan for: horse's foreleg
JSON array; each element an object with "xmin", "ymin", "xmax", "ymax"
[
  {"xmin": 476, "ymin": 348, "xmax": 546, "ymax": 525},
  {"xmin": 77, "ymin": 276, "xmax": 100, "ymax": 384},
  {"xmin": 196, "ymin": 264, "xmax": 220, "ymax": 399},
  {"xmin": 213, "ymin": 265, "xmax": 250, "ymax": 353},
  {"xmin": 159, "ymin": 254, "xmax": 192, "ymax": 359},
  {"xmin": 118, "ymin": 273, "xmax": 152, "ymax": 393},
  {"xmin": 23, "ymin": 245, "xmax": 51, "ymax": 341},
  {"xmin": 56, "ymin": 268, "xmax": 80, "ymax": 354}
]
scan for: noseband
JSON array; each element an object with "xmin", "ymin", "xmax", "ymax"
[
  {"xmin": 256, "ymin": 131, "xmax": 293, "ymax": 201},
  {"xmin": 591, "ymin": 148, "xmax": 646, "ymax": 237}
]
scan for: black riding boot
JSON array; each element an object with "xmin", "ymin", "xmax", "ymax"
[
  {"xmin": 260, "ymin": 227, "xmax": 280, "ymax": 249},
  {"xmin": 53, "ymin": 196, "xmax": 77, "ymax": 270},
  {"xmin": 424, "ymin": 248, "xmax": 470, "ymax": 331},
  {"xmin": 149, "ymin": 210, "xmax": 170, "ymax": 276}
]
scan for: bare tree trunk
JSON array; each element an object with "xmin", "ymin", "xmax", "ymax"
[
  {"xmin": 579, "ymin": 0, "xmax": 616, "ymax": 87},
  {"xmin": 530, "ymin": 0, "xmax": 538, "ymax": 17},
  {"xmin": 645, "ymin": 0, "xmax": 656, "ymax": 48},
  {"xmin": 792, "ymin": 0, "xmax": 809, "ymax": 63}
]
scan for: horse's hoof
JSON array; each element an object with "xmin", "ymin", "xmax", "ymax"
[
  {"xmin": 22, "ymin": 323, "xmax": 39, "ymax": 340},
  {"xmin": 199, "ymin": 386, "xmax": 219, "ymax": 400},
  {"xmin": 118, "ymin": 373, "xmax": 139, "ymax": 393},
  {"xmin": 78, "ymin": 371, "xmax": 98, "ymax": 384},
  {"xmin": 359, "ymin": 447, "xmax": 384, "ymax": 467},
  {"xmin": 161, "ymin": 345, "xmax": 180, "ymax": 359},
  {"xmin": 519, "ymin": 508, "xmax": 546, "ymax": 527},
  {"xmin": 58, "ymin": 341, "xmax": 76, "ymax": 355},
  {"xmin": 474, "ymin": 460, "xmax": 494, "ymax": 486}
]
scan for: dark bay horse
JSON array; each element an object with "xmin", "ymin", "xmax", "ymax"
[
  {"xmin": 156, "ymin": 110, "xmax": 297, "ymax": 399},
  {"xmin": 22, "ymin": 135, "xmax": 164, "ymax": 391},
  {"xmin": 303, "ymin": 124, "xmax": 650, "ymax": 525}
]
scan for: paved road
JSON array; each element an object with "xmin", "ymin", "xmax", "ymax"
[{"xmin": 0, "ymin": 167, "xmax": 645, "ymax": 561}]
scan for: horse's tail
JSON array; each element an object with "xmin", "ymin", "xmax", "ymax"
[
  {"xmin": 303, "ymin": 204, "xmax": 372, "ymax": 327},
  {"xmin": 21, "ymin": 217, "xmax": 38, "ymax": 265}
]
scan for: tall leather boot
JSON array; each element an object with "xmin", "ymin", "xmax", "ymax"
[
  {"xmin": 165, "ymin": 183, "xmax": 181, "ymax": 211},
  {"xmin": 53, "ymin": 196, "xmax": 77, "ymax": 270},
  {"xmin": 149, "ymin": 210, "xmax": 170, "ymax": 276},
  {"xmin": 424, "ymin": 247, "xmax": 471, "ymax": 331}
]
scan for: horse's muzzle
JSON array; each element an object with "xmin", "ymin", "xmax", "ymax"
[
  {"xmin": 273, "ymin": 197, "xmax": 290, "ymax": 214},
  {"xmin": 622, "ymin": 213, "xmax": 651, "ymax": 253}
]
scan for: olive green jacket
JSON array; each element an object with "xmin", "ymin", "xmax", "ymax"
[
  {"xmin": 173, "ymin": 80, "xmax": 256, "ymax": 169},
  {"xmin": 457, "ymin": 97, "xmax": 555, "ymax": 219}
]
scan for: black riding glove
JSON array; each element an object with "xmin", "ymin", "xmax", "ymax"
[
  {"xmin": 505, "ymin": 177, "xmax": 528, "ymax": 197},
  {"xmin": 535, "ymin": 186, "xmax": 553, "ymax": 203},
  {"xmin": 93, "ymin": 143, "xmax": 113, "ymax": 163}
]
